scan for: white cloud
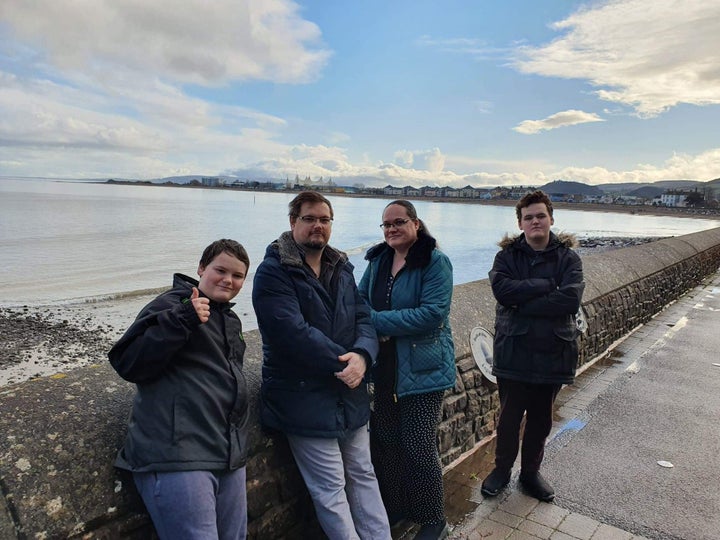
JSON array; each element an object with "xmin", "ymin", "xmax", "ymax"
[
  {"xmin": 419, "ymin": 148, "xmax": 446, "ymax": 174},
  {"xmin": 0, "ymin": 73, "xmax": 166, "ymax": 151},
  {"xmin": 226, "ymin": 145, "xmax": 720, "ymax": 189},
  {"xmin": 514, "ymin": 109, "xmax": 605, "ymax": 134},
  {"xmin": 393, "ymin": 150, "xmax": 414, "ymax": 167},
  {"xmin": 1, "ymin": 1, "xmax": 717, "ymax": 189},
  {"xmin": 0, "ymin": 69, "xmax": 292, "ymax": 178},
  {"xmin": 0, "ymin": 0, "xmax": 330, "ymax": 85},
  {"xmin": 547, "ymin": 147, "xmax": 720, "ymax": 185},
  {"xmin": 514, "ymin": 0, "xmax": 720, "ymax": 117},
  {"xmin": 0, "ymin": 1, "xmax": 329, "ymax": 179},
  {"xmin": 391, "ymin": 148, "xmax": 445, "ymax": 173}
]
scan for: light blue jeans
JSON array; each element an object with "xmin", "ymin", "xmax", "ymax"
[
  {"xmin": 287, "ymin": 424, "xmax": 391, "ymax": 540},
  {"xmin": 133, "ymin": 468, "xmax": 247, "ymax": 540}
]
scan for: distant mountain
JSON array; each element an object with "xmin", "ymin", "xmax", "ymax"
[
  {"xmin": 539, "ymin": 180, "xmax": 604, "ymax": 196},
  {"xmin": 627, "ymin": 186, "xmax": 664, "ymax": 198}
]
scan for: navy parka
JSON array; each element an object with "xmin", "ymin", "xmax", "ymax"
[{"xmin": 252, "ymin": 232, "xmax": 379, "ymax": 438}]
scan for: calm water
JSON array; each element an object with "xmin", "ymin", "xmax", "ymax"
[{"xmin": 2, "ymin": 177, "xmax": 719, "ymax": 325}]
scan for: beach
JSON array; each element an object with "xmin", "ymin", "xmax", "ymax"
[
  {"xmin": 0, "ymin": 236, "xmax": 669, "ymax": 388},
  {"xmin": 0, "ymin": 301, "xmax": 136, "ymax": 386}
]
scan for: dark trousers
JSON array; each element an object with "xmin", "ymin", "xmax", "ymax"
[
  {"xmin": 371, "ymin": 387, "xmax": 445, "ymax": 526},
  {"xmin": 495, "ymin": 378, "xmax": 561, "ymax": 473}
]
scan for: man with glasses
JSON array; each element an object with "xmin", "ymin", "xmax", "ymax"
[{"xmin": 253, "ymin": 191, "xmax": 391, "ymax": 539}]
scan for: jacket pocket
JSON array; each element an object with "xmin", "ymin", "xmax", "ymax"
[
  {"xmin": 553, "ymin": 319, "xmax": 579, "ymax": 341},
  {"xmin": 409, "ymin": 337, "xmax": 441, "ymax": 373},
  {"xmin": 495, "ymin": 312, "xmax": 530, "ymax": 336}
]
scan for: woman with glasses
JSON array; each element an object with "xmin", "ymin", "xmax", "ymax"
[{"xmin": 358, "ymin": 200, "xmax": 456, "ymax": 540}]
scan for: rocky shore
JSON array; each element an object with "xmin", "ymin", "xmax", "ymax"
[
  {"xmin": 0, "ymin": 236, "xmax": 670, "ymax": 387},
  {"xmin": 574, "ymin": 235, "xmax": 669, "ymax": 255}
]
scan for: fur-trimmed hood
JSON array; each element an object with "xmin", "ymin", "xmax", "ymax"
[
  {"xmin": 365, "ymin": 234, "xmax": 437, "ymax": 269},
  {"xmin": 269, "ymin": 231, "xmax": 348, "ymax": 268},
  {"xmin": 498, "ymin": 231, "xmax": 578, "ymax": 250}
]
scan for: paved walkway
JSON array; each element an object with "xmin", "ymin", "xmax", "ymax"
[{"xmin": 430, "ymin": 269, "xmax": 720, "ymax": 540}]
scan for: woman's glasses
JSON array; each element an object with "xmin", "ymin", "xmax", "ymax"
[{"xmin": 380, "ymin": 218, "xmax": 411, "ymax": 230}]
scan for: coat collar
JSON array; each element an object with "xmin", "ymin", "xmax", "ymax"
[
  {"xmin": 271, "ymin": 231, "xmax": 347, "ymax": 268},
  {"xmin": 498, "ymin": 231, "xmax": 577, "ymax": 251},
  {"xmin": 365, "ymin": 234, "xmax": 437, "ymax": 270}
]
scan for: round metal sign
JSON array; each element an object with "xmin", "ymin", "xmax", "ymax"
[
  {"xmin": 470, "ymin": 326, "xmax": 496, "ymax": 384},
  {"xmin": 575, "ymin": 307, "xmax": 588, "ymax": 334}
]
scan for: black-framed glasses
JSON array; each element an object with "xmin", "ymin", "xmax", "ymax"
[
  {"xmin": 380, "ymin": 218, "xmax": 411, "ymax": 230},
  {"xmin": 299, "ymin": 215, "xmax": 333, "ymax": 225}
]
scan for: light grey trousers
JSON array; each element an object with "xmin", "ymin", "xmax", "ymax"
[{"xmin": 287, "ymin": 424, "xmax": 391, "ymax": 540}]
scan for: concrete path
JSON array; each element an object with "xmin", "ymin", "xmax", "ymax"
[{"xmin": 438, "ymin": 269, "xmax": 720, "ymax": 540}]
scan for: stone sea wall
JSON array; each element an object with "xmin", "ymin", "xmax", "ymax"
[{"xmin": 1, "ymin": 227, "xmax": 719, "ymax": 539}]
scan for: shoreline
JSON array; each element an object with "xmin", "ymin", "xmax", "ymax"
[
  {"xmin": 0, "ymin": 236, "xmax": 671, "ymax": 388},
  {"xmin": 99, "ymin": 180, "xmax": 720, "ymax": 221}
]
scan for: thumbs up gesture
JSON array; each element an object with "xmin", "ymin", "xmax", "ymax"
[{"xmin": 191, "ymin": 287, "xmax": 210, "ymax": 323}]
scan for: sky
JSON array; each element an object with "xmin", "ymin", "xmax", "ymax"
[{"xmin": 1, "ymin": 0, "xmax": 719, "ymax": 188}]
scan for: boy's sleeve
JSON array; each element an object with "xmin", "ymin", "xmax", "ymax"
[
  {"xmin": 517, "ymin": 252, "xmax": 585, "ymax": 317},
  {"xmin": 108, "ymin": 293, "xmax": 201, "ymax": 383},
  {"xmin": 489, "ymin": 250, "xmax": 556, "ymax": 307}
]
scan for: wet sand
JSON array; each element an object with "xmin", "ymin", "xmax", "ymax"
[{"xmin": 0, "ymin": 296, "xmax": 152, "ymax": 386}]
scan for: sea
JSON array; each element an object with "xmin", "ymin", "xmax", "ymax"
[{"xmin": 2, "ymin": 176, "xmax": 719, "ymax": 330}]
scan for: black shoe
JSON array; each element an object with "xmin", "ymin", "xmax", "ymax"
[
  {"xmin": 519, "ymin": 471, "xmax": 555, "ymax": 502},
  {"xmin": 480, "ymin": 467, "xmax": 511, "ymax": 497},
  {"xmin": 413, "ymin": 520, "xmax": 449, "ymax": 540}
]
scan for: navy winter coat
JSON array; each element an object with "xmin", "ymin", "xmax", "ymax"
[
  {"xmin": 109, "ymin": 273, "xmax": 249, "ymax": 472},
  {"xmin": 252, "ymin": 232, "xmax": 379, "ymax": 438},
  {"xmin": 489, "ymin": 232, "xmax": 585, "ymax": 385},
  {"xmin": 358, "ymin": 236, "xmax": 456, "ymax": 398}
]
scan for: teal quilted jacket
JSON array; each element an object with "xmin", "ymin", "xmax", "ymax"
[{"xmin": 358, "ymin": 237, "xmax": 456, "ymax": 398}]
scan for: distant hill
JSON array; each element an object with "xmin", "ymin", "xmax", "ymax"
[
  {"xmin": 654, "ymin": 180, "xmax": 704, "ymax": 188},
  {"xmin": 597, "ymin": 180, "xmax": 701, "ymax": 194},
  {"xmin": 627, "ymin": 186, "xmax": 664, "ymax": 198},
  {"xmin": 539, "ymin": 180, "xmax": 604, "ymax": 196}
]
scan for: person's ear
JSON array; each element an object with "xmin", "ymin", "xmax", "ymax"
[{"xmin": 197, "ymin": 264, "xmax": 205, "ymax": 277}]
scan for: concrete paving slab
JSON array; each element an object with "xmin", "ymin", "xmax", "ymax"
[
  {"xmin": 543, "ymin": 272, "xmax": 720, "ymax": 540},
  {"xmin": 445, "ymin": 270, "xmax": 720, "ymax": 540}
]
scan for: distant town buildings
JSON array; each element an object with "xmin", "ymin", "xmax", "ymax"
[
  {"xmin": 201, "ymin": 176, "xmax": 222, "ymax": 187},
  {"xmin": 660, "ymin": 190, "xmax": 688, "ymax": 207},
  {"xmin": 122, "ymin": 175, "xmax": 718, "ymax": 211}
]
